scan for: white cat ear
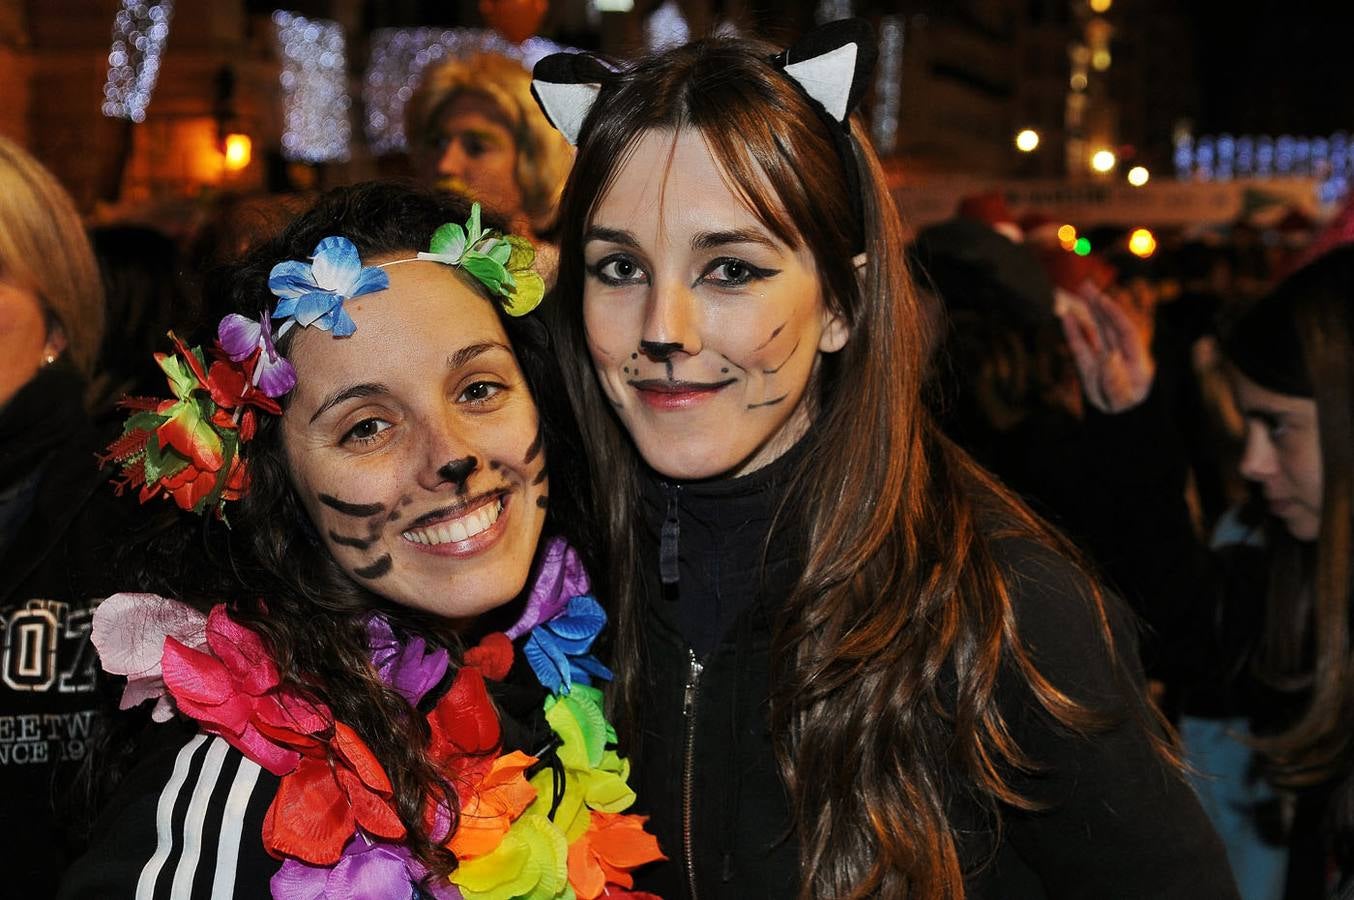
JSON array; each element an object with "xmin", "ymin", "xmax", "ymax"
[
  {"xmin": 531, "ymin": 54, "xmax": 612, "ymax": 146},
  {"xmin": 777, "ymin": 18, "xmax": 876, "ymax": 125}
]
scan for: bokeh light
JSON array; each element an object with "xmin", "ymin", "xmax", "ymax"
[
  {"xmin": 1091, "ymin": 149, "xmax": 1117, "ymax": 172},
  {"xmin": 1128, "ymin": 228, "xmax": 1157, "ymax": 258},
  {"xmin": 1016, "ymin": 129, "xmax": 1040, "ymax": 152}
]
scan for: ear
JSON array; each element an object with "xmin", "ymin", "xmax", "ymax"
[
  {"xmin": 818, "ymin": 304, "xmax": 851, "ymax": 354},
  {"xmin": 531, "ymin": 53, "xmax": 613, "ymax": 146},
  {"xmin": 776, "ymin": 18, "xmax": 877, "ymax": 124},
  {"xmin": 44, "ymin": 322, "xmax": 67, "ymax": 358}
]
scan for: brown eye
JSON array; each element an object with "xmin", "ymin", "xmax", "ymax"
[
  {"xmin": 459, "ymin": 381, "xmax": 505, "ymax": 404},
  {"xmin": 343, "ymin": 418, "xmax": 391, "ymax": 446}
]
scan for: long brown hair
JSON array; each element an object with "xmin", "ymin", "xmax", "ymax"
[
  {"xmin": 548, "ymin": 37, "xmax": 1145, "ymax": 898},
  {"xmin": 1226, "ymin": 245, "xmax": 1354, "ymax": 789}
]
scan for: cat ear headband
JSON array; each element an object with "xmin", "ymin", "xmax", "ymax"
[
  {"xmin": 531, "ymin": 19, "xmax": 877, "ymax": 238},
  {"xmin": 101, "ymin": 202, "xmax": 544, "ymax": 519}
]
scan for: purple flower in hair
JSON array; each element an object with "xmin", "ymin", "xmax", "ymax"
[
  {"xmin": 269, "ymin": 237, "xmax": 389, "ymax": 338},
  {"xmin": 217, "ymin": 313, "xmax": 297, "ymax": 398},
  {"xmin": 364, "ymin": 615, "xmax": 450, "ymax": 705}
]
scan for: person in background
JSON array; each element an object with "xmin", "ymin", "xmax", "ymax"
[
  {"xmin": 1213, "ymin": 243, "xmax": 1354, "ymax": 898},
  {"xmin": 533, "ymin": 21, "xmax": 1236, "ymax": 898},
  {"xmin": 88, "ymin": 224, "xmax": 200, "ymax": 422},
  {"xmin": 0, "ymin": 134, "xmax": 133, "ymax": 897},
  {"xmin": 407, "ymin": 52, "xmax": 573, "ymax": 283}
]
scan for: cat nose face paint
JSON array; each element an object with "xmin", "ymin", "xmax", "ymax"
[
  {"xmin": 581, "ymin": 128, "xmax": 849, "ymax": 480},
  {"xmin": 281, "ymin": 259, "xmax": 549, "ymax": 622}
]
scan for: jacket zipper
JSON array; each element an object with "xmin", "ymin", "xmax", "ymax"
[{"xmin": 682, "ymin": 647, "xmax": 705, "ymax": 900}]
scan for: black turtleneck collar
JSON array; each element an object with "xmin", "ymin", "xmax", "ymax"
[{"xmin": 636, "ymin": 434, "xmax": 811, "ymax": 657}]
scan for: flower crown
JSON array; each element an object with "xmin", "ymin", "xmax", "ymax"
[{"xmin": 101, "ymin": 203, "xmax": 545, "ymax": 518}]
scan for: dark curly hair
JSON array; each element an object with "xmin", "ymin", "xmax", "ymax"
[{"xmin": 109, "ymin": 181, "xmax": 595, "ymax": 882}]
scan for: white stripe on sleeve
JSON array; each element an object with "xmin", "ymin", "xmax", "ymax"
[
  {"xmin": 136, "ymin": 732, "xmax": 209, "ymax": 900},
  {"xmin": 170, "ymin": 737, "xmax": 231, "ymax": 898},
  {"xmin": 210, "ymin": 754, "xmax": 264, "ymax": 899}
]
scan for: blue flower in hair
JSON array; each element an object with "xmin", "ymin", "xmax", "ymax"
[{"xmin": 268, "ymin": 237, "xmax": 389, "ymax": 337}]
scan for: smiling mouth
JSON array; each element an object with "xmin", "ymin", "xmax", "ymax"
[
  {"xmin": 628, "ymin": 378, "xmax": 735, "ymax": 408},
  {"xmin": 401, "ymin": 493, "xmax": 505, "ymax": 546}
]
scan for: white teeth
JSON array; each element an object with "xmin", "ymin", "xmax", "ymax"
[{"xmin": 401, "ymin": 499, "xmax": 503, "ymax": 546}]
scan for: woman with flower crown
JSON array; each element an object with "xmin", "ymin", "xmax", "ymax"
[
  {"xmin": 58, "ymin": 183, "xmax": 662, "ymax": 899},
  {"xmin": 529, "ymin": 20, "xmax": 1236, "ymax": 900}
]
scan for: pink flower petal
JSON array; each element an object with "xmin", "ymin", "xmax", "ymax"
[
  {"xmin": 93, "ymin": 593, "xmax": 207, "ymax": 679},
  {"xmin": 204, "ymin": 606, "xmax": 280, "ymax": 694},
  {"xmin": 234, "ymin": 722, "xmax": 302, "ymax": 776}
]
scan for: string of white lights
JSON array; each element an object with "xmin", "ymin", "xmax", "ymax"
[
  {"xmin": 363, "ymin": 27, "xmax": 570, "ymax": 156},
  {"xmin": 101, "ymin": 0, "xmax": 174, "ymax": 123},
  {"xmin": 273, "ymin": 10, "xmax": 351, "ymax": 163},
  {"xmin": 870, "ymin": 16, "xmax": 904, "ymax": 155}
]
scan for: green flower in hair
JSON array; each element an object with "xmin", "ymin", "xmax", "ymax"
[{"xmin": 417, "ymin": 203, "xmax": 544, "ymax": 317}]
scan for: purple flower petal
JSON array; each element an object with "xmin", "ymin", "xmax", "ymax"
[
  {"xmin": 506, "ymin": 537, "xmax": 592, "ymax": 639},
  {"xmin": 270, "ymin": 858, "xmax": 329, "ymax": 900},
  {"xmin": 256, "ymin": 353, "xmax": 297, "ymax": 398},
  {"xmin": 366, "ymin": 615, "xmax": 449, "ymax": 705},
  {"xmin": 269, "ymin": 260, "xmax": 318, "ymax": 299},
  {"xmin": 311, "ymin": 237, "xmax": 362, "ymax": 293},
  {"xmin": 329, "ymin": 844, "xmax": 412, "ymax": 900},
  {"xmin": 218, "ymin": 314, "xmax": 262, "ymax": 361}
]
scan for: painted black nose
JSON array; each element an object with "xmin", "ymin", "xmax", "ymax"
[
  {"xmin": 639, "ymin": 340, "xmax": 683, "ymax": 362},
  {"xmin": 437, "ymin": 456, "xmax": 477, "ymax": 490}
]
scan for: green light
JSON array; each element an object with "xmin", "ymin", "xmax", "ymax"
[{"xmin": 1073, "ymin": 237, "xmax": 1092, "ymax": 256}]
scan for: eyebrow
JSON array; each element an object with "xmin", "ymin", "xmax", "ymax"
[
  {"xmin": 691, "ymin": 228, "xmax": 779, "ymax": 252},
  {"xmin": 584, "ymin": 225, "xmax": 780, "ymax": 253},
  {"xmin": 310, "ymin": 383, "xmax": 390, "ymax": 424},
  {"xmin": 449, "ymin": 341, "xmax": 510, "ymax": 370},
  {"xmin": 583, "ymin": 226, "xmax": 640, "ymax": 248},
  {"xmin": 307, "ymin": 342, "xmax": 510, "ymax": 424}
]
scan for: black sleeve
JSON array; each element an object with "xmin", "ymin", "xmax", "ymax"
[
  {"xmin": 58, "ymin": 721, "xmax": 280, "ymax": 899},
  {"xmin": 993, "ymin": 540, "xmax": 1240, "ymax": 900}
]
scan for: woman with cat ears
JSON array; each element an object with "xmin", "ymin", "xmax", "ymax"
[
  {"xmin": 60, "ymin": 184, "xmax": 663, "ymax": 899},
  {"xmin": 531, "ymin": 19, "xmax": 1238, "ymax": 899}
]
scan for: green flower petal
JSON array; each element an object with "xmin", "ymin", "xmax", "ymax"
[
  {"xmin": 428, "ymin": 222, "xmax": 468, "ymax": 261},
  {"xmin": 502, "ymin": 270, "xmax": 544, "ymax": 317},
  {"xmin": 462, "ymin": 252, "xmax": 511, "ymax": 296}
]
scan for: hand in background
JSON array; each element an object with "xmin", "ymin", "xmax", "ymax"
[{"xmin": 1057, "ymin": 282, "xmax": 1156, "ymax": 414}]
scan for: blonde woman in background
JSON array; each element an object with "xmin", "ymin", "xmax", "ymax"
[
  {"xmin": 0, "ymin": 135, "xmax": 132, "ymax": 897},
  {"xmin": 407, "ymin": 52, "xmax": 574, "ymax": 283}
]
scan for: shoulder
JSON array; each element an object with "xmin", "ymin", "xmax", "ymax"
[
  {"xmin": 990, "ymin": 534, "xmax": 1143, "ymax": 706},
  {"xmin": 59, "ymin": 721, "xmax": 280, "ymax": 899}
]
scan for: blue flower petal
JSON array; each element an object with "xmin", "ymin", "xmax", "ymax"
[
  {"xmin": 549, "ymin": 596, "xmax": 606, "ymax": 642},
  {"xmin": 573, "ymin": 654, "xmax": 614, "ymax": 684},
  {"xmin": 268, "ymin": 260, "xmax": 318, "ymax": 299},
  {"xmin": 330, "ymin": 305, "xmax": 357, "ymax": 337},
  {"xmin": 311, "ymin": 237, "xmax": 361, "ymax": 293},
  {"xmin": 271, "ymin": 296, "xmax": 299, "ymax": 319},
  {"xmin": 523, "ymin": 633, "xmax": 567, "ymax": 694},
  {"xmin": 293, "ymin": 292, "xmax": 341, "ymax": 328},
  {"xmin": 348, "ymin": 265, "xmax": 390, "ymax": 299},
  {"xmin": 544, "ymin": 632, "xmax": 593, "ymax": 656}
]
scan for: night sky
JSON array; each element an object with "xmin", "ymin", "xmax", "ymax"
[{"xmin": 1186, "ymin": 0, "xmax": 1353, "ymax": 136}]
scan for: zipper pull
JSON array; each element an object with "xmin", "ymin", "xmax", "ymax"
[{"xmin": 683, "ymin": 648, "xmax": 704, "ymax": 717}]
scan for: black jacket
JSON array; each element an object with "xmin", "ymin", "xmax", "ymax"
[
  {"xmin": 627, "ymin": 448, "xmax": 1239, "ymax": 899},
  {"xmin": 0, "ymin": 367, "xmax": 136, "ymax": 898}
]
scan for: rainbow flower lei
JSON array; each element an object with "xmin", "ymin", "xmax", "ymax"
[{"xmin": 92, "ymin": 538, "xmax": 664, "ymax": 899}]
